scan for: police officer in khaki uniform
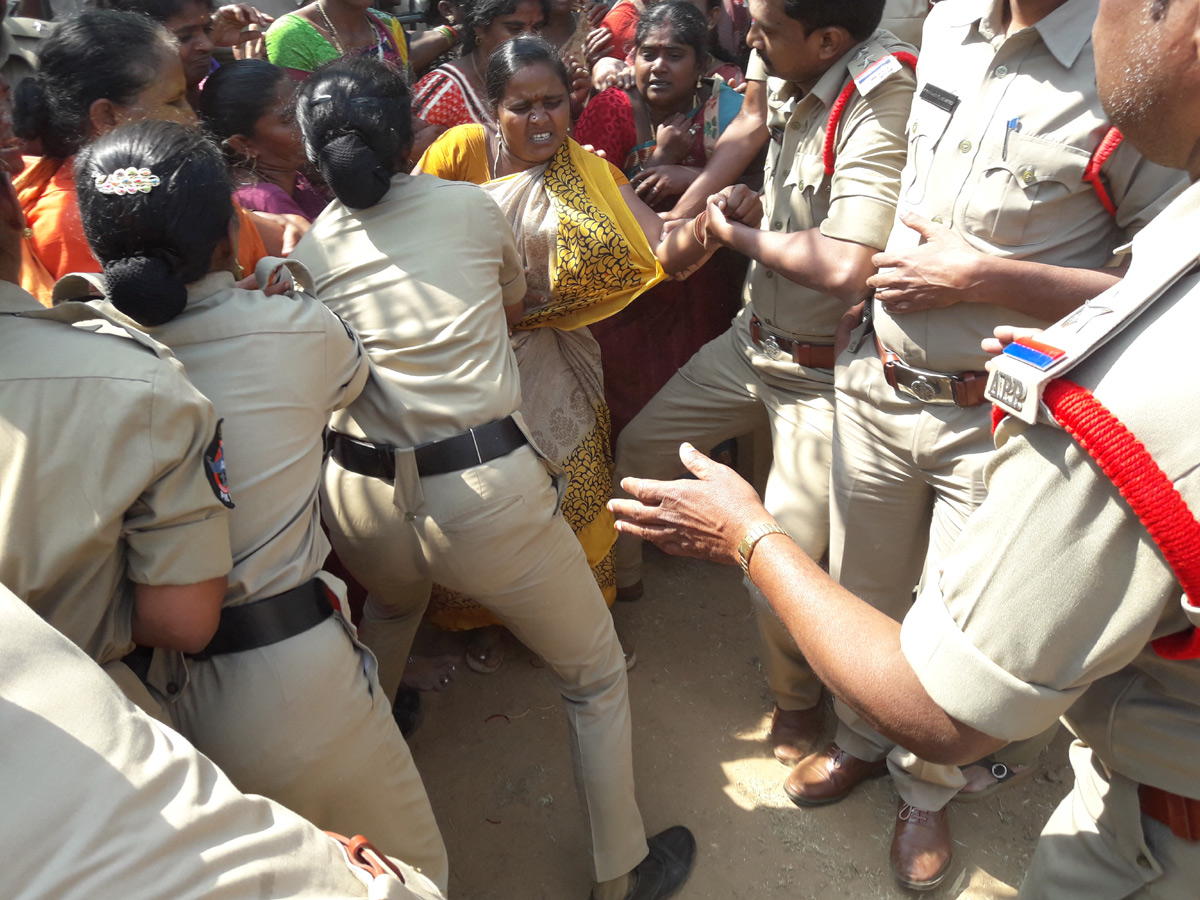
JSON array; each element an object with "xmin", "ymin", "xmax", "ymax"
[
  {"xmin": 781, "ymin": 0, "xmax": 1188, "ymax": 888},
  {"xmin": 291, "ymin": 59, "xmax": 695, "ymax": 900},
  {"xmin": 62, "ymin": 120, "xmax": 450, "ymax": 892},
  {"xmin": 0, "ymin": 165, "xmax": 232, "ymax": 715},
  {"xmin": 609, "ymin": 0, "xmax": 1200, "ymax": 876},
  {"xmin": 612, "ymin": 0, "xmax": 916, "ymax": 766},
  {"xmin": 0, "ymin": 583, "xmax": 447, "ymax": 900}
]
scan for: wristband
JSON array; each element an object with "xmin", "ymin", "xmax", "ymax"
[{"xmin": 692, "ymin": 209, "xmax": 707, "ymax": 246}]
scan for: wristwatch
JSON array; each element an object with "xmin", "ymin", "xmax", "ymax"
[{"xmin": 737, "ymin": 522, "xmax": 790, "ymax": 579}]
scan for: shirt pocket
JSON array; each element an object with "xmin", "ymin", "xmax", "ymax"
[
  {"xmin": 780, "ymin": 151, "xmax": 827, "ymax": 230},
  {"xmin": 962, "ymin": 130, "xmax": 1091, "ymax": 248},
  {"xmin": 900, "ymin": 100, "xmax": 953, "ymax": 207}
]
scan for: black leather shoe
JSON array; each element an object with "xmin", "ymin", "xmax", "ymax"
[{"xmin": 626, "ymin": 826, "xmax": 696, "ymax": 900}]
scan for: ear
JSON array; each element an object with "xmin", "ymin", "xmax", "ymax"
[
  {"xmin": 88, "ymin": 97, "xmax": 120, "ymax": 136},
  {"xmin": 815, "ymin": 26, "xmax": 852, "ymax": 63},
  {"xmin": 227, "ymin": 133, "xmax": 255, "ymax": 161},
  {"xmin": 437, "ymin": 0, "xmax": 456, "ymax": 18}
]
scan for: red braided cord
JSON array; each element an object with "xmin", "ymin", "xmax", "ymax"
[
  {"xmin": 1043, "ymin": 379, "xmax": 1200, "ymax": 659},
  {"xmin": 823, "ymin": 52, "xmax": 918, "ymax": 176},
  {"xmin": 1082, "ymin": 127, "xmax": 1123, "ymax": 218}
]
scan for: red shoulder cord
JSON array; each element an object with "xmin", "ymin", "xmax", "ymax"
[
  {"xmin": 1083, "ymin": 126, "xmax": 1124, "ymax": 217},
  {"xmin": 993, "ymin": 381, "xmax": 1200, "ymax": 659},
  {"xmin": 823, "ymin": 51, "xmax": 918, "ymax": 175}
]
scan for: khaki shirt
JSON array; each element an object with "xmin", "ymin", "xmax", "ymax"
[
  {"xmin": 874, "ymin": 0, "xmax": 1187, "ymax": 373},
  {"xmin": 0, "ymin": 282, "xmax": 231, "ymax": 665},
  {"xmin": 109, "ymin": 273, "xmax": 369, "ymax": 607},
  {"xmin": 742, "ymin": 30, "xmax": 915, "ymax": 384},
  {"xmin": 292, "ymin": 173, "xmax": 527, "ymax": 447},
  {"xmin": 882, "ymin": 0, "xmax": 930, "ymax": 48},
  {"xmin": 0, "ymin": 585, "xmax": 445, "ymax": 900},
  {"xmin": 902, "ymin": 180, "xmax": 1200, "ymax": 799}
]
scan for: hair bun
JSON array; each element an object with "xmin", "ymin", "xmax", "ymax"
[
  {"xmin": 103, "ymin": 255, "xmax": 188, "ymax": 326},
  {"xmin": 317, "ymin": 132, "xmax": 392, "ymax": 209}
]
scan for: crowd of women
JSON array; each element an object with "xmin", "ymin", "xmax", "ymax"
[{"xmin": 0, "ymin": 0, "xmax": 775, "ymax": 897}]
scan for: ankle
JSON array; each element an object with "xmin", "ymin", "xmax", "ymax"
[{"xmin": 591, "ymin": 871, "xmax": 633, "ymax": 900}]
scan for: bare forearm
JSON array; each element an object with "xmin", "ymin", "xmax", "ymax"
[
  {"xmin": 959, "ymin": 255, "xmax": 1123, "ymax": 320},
  {"xmin": 132, "ymin": 577, "xmax": 227, "ymax": 654},
  {"xmin": 656, "ymin": 215, "xmax": 711, "ymax": 275},
  {"xmin": 725, "ymin": 223, "xmax": 876, "ymax": 303},
  {"xmin": 748, "ymin": 536, "xmax": 1003, "ymax": 764}
]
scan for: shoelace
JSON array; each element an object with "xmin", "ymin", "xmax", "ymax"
[{"xmin": 898, "ymin": 803, "xmax": 932, "ymax": 824}]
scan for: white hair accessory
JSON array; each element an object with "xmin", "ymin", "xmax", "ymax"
[{"xmin": 94, "ymin": 167, "xmax": 161, "ymax": 195}]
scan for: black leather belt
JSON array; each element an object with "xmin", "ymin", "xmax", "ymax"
[
  {"xmin": 189, "ymin": 578, "xmax": 334, "ymax": 661},
  {"xmin": 326, "ymin": 416, "xmax": 527, "ymax": 482}
]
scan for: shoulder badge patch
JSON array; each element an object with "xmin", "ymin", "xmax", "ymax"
[{"xmin": 204, "ymin": 419, "xmax": 235, "ymax": 509}]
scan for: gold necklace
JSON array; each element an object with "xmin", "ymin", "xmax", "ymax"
[{"xmin": 316, "ymin": 1, "xmax": 346, "ymax": 54}]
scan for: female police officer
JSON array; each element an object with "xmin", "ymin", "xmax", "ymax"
[{"xmin": 68, "ymin": 119, "xmax": 449, "ymax": 891}]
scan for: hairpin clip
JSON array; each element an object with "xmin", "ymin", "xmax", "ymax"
[{"xmin": 94, "ymin": 167, "xmax": 161, "ymax": 195}]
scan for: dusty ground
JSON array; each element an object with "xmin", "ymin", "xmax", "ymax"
[{"xmin": 407, "ymin": 544, "xmax": 1072, "ymax": 900}]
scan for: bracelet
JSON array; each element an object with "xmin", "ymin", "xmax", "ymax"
[
  {"xmin": 737, "ymin": 522, "xmax": 790, "ymax": 579},
  {"xmin": 434, "ymin": 24, "xmax": 462, "ymax": 47},
  {"xmin": 691, "ymin": 209, "xmax": 707, "ymax": 246}
]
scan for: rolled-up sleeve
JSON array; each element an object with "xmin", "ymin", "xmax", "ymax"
[{"xmin": 901, "ymin": 418, "xmax": 1179, "ymax": 742}]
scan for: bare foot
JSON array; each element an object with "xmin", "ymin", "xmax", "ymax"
[
  {"xmin": 401, "ymin": 654, "xmax": 459, "ymax": 692},
  {"xmin": 466, "ymin": 626, "xmax": 505, "ymax": 674}
]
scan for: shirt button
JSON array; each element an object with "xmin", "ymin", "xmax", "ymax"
[
  {"xmin": 167, "ymin": 681, "xmax": 180, "ymax": 694},
  {"xmin": 1022, "ymin": 169, "xmax": 1036, "ymax": 184},
  {"xmin": 789, "ymin": 121, "xmax": 801, "ymax": 131},
  {"xmin": 911, "ymin": 121, "xmax": 918, "ymax": 134},
  {"xmin": 771, "ymin": 221, "xmax": 782, "ymax": 230},
  {"xmin": 932, "ymin": 215, "xmax": 944, "ymax": 224},
  {"xmin": 404, "ymin": 512, "xmax": 416, "ymax": 521},
  {"xmin": 1136, "ymin": 854, "xmax": 1151, "ymax": 869},
  {"xmin": 958, "ymin": 140, "xmax": 972, "ymax": 153},
  {"xmin": 764, "ymin": 270, "xmax": 774, "ymax": 279},
  {"xmin": 994, "ymin": 65, "xmax": 1009, "ymax": 78}
]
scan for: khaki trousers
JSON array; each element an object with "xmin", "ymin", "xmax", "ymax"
[
  {"xmin": 1019, "ymin": 740, "xmax": 1200, "ymax": 899},
  {"xmin": 613, "ymin": 310, "xmax": 833, "ymax": 712},
  {"xmin": 829, "ymin": 340, "xmax": 994, "ymax": 809},
  {"xmin": 173, "ymin": 590, "xmax": 450, "ymax": 892},
  {"xmin": 322, "ymin": 443, "xmax": 648, "ymax": 883}
]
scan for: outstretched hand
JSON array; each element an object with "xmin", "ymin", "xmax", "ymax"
[{"xmin": 608, "ymin": 443, "xmax": 777, "ymax": 566}]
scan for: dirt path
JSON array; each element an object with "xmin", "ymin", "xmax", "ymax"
[{"xmin": 408, "ymin": 546, "xmax": 1072, "ymax": 899}]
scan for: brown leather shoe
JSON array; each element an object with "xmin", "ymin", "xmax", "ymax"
[
  {"xmin": 783, "ymin": 741, "xmax": 887, "ymax": 807},
  {"xmin": 889, "ymin": 800, "xmax": 953, "ymax": 891},
  {"xmin": 768, "ymin": 705, "xmax": 825, "ymax": 766}
]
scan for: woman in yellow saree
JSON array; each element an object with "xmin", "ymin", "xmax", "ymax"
[{"xmin": 417, "ymin": 35, "xmax": 743, "ymax": 669}]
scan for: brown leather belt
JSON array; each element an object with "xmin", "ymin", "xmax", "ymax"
[
  {"xmin": 874, "ymin": 336, "xmax": 988, "ymax": 407},
  {"xmin": 326, "ymin": 416, "xmax": 527, "ymax": 482},
  {"xmin": 1139, "ymin": 784, "xmax": 1200, "ymax": 842},
  {"xmin": 749, "ymin": 315, "xmax": 836, "ymax": 369}
]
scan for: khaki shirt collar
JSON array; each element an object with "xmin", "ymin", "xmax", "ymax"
[
  {"xmin": 952, "ymin": 0, "xmax": 1096, "ymax": 69},
  {"xmin": 184, "ymin": 270, "xmax": 238, "ymax": 310},
  {"xmin": 0, "ymin": 280, "xmax": 42, "ymax": 313}
]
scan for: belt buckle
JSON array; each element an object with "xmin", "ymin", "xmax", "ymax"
[
  {"xmin": 892, "ymin": 364, "xmax": 956, "ymax": 405},
  {"xmin": 760, "ymin": 333, "xmax": 785, "ymax": 361}
]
